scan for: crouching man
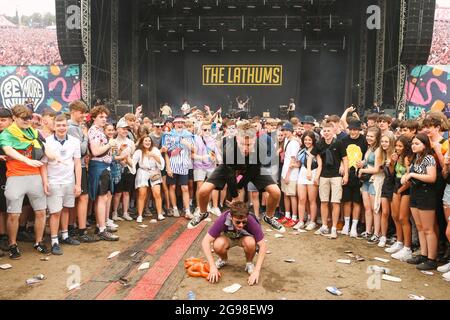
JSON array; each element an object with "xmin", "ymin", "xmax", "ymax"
[{"xmin": 201, "ymin": 201, "xmax": 266, "ymax": 286}]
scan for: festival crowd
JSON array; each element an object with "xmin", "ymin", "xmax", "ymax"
[{"xmin": 0, "ymin": 100, "xmax": 449, "ymax": 283}]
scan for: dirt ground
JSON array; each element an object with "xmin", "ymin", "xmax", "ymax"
[
  {"xmin": 1, "ymin": 216, "xmax": 449, "ymax": 300},
  {"xmin": 0, "ymin": 221, "xmax": 150, "ymax": 300},
  {"xmin": 174, "ymin": 228, "xmax": 450, "ymax": 300}
]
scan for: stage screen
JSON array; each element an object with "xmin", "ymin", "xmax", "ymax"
[{"xmin": 0, "ymin": 0, "xmax": 62, "ymax": 66}]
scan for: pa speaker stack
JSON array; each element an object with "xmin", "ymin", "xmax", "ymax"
[
  {"xmin": 400, "ymin": 0, "xmax": 436, "ymax": 65},
  {"xmin": 55, "ymin": 0, "xmax": 86, "ymax": 65}
]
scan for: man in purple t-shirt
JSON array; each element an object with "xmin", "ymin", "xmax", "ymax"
[{"xmin": 201, "ymin": 201, "xmax": 267, "ymax": 286}]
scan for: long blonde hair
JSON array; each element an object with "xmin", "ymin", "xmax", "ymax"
[{"xmin": 377, "ymin": 132, "xmax": 396, "ymax": 166}]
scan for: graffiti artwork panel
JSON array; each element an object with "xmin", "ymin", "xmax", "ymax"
[
  {"xmin": 0, "ymin": 65, "xmax": 80, "ymax": 114},
  {"xmin": 406, "ymin": 65, "xmax": 450, "ymax": 119}
]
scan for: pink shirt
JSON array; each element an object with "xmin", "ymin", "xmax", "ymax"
[{"xmin": 88, "ymin": 125, "xmax": 112, "ymax": 163}]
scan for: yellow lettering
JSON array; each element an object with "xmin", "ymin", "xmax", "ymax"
[
  {"xmin": 233, "ymin": 67, "xmax": 241, "ymax": 84},
  {"xmin": 273, "ymin": 67, "xmax": 280, "ymax": 84},
  {"xmin": 263, "ymin": 68, "xmax": 273, "ymax": 83},
  {"xmin": 247, "ymin": 67, "xmax": 255, "ymax": 83}
]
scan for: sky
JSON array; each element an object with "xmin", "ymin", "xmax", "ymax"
[{"xmin": 0, "ymin": 0, "xmax": 55, "ymax": 16}]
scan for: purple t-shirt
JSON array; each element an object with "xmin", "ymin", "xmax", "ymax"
[{"xmin": 208, "ymin": 211, "xmax": 264, "ymax": 243}]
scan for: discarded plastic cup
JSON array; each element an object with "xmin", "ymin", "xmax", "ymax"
[
  {"xmin": 187, "ymin": 290, "xmax": 196, "ymax": 300},
  {"xmin": 368, "ymin": 265, "xmax": 391, "ymax": 275},
  {"xmin": 326, "ymin": 286, "xmax": 342, "ymax": 296}
]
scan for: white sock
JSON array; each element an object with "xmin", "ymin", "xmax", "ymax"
[
  {"xmin": 331, "ymin": 227, "xmax": 337, "ymax": 233},
  {"xmin": 173, "ymin": 206, "xmax": 178, "ymax": 210},
  {"xmin": 99, "ymin": 226, "xmax": 106, "ymax": 233},
  {"xmin": 292, "ymin": 215, "xmax": 298, "ymax": 221},
  {"xmin": 351, "ymin": 219, "xmax": 358, "ymax": 230},
  {"xmin": 61, "ymin": 231, "xmax": 69, "ymax": 240},
  {"xmin": 404, "ymin": 246, "xmax": 411, "ymax": 251},
  {"xmin": 51, "ymin": 236, "xmax": 59, "ymax": 246},
  {"xmin": 344, "ymin": 217, "xmax": 350, "ymax": 227},
  {"xmin": 285, "ymin": 212, "xmax": 291, "ymax": 219}
]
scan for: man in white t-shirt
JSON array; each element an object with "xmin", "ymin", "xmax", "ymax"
[
  {"xmin": 41, "ymin": 115, "xmax": 82, "ymax": 255},
  {"xmin": 280, "ymin": 122, "xmax": 300, "ymax": 227},
  {"xmin": 181, "ymin": 100, "xmax": 191, "ymax": 116}
]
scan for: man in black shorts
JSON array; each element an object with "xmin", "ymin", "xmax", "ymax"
[
  {"xmin": 341, "ymin": 120, "xmax": 367, "ymax": 238},
  {"xmin": 187, "ymin": 121, "xmax": 284, "ymax": 232}
]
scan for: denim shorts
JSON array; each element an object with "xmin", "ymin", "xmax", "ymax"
[{"xmin": 361, "ymin": 181, "xmax": 376, "ymax": 196}]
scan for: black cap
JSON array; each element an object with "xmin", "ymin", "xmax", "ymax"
[
  {"xmin": 348, "ymin": 119, "xmax": 362, "ymax": 130},
  {"xmin": 301, "ymin": 115, "xmax": 315, "ymax": 125},
  {"xmin": 0, "ymin": 107, "xmax": 12, "ymax": 118}
]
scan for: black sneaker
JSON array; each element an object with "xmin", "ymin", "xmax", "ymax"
[
  {"xmin": 69, "ymin": 228, "xmax": 78, "ymax": 238},
  {"xmin": 17, "ymin": 230, "xmax": 34, "ymax": 243},
  {"xmin": 407, "ymin": 255, "xmax": 428, "ymax": 265},
  {"xmin": 263, "ymin": 215, "xmax": 286, "ymax": 233},
  {"xmin": 367, "ymin": 234, "xmax": 380, "ymax": 244},
  {"xmin": 166, "ymin": 208, "xmax": 174, "ymax": 217},
  {"xmin": 33, "ymin": 242, "xmax": 49, "ymax": 254},
  {"xmin": 9, "ymin": 244, "xmax": 21, "ymax": 260},
  {"xmin": 187, "ymin": 212, "xmax": 209, "ymax": 229},
  {"xmin": 0, "ymin": 235, "xmax": 9, "ymax": 251},
  {"xmin": 98, "ymin": 231, "xmax": 119, "ymax": 241},
  {"xmin": 77, "ymin": 232, "xmax": 99, "ymax": 243},
  {"xmin": 51, "ymin": 243, "xmax": 63, "ymax": 255},
  {"xmin": 416, "ymin": 259, "xmax": 438, "ymax": 271},
  {"xmin": 61, "ymin": 237, "xmax": 81, "ymax": 246}
]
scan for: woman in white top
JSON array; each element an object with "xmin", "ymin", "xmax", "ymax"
[
  {"xmin": 295, "ymin": 131, "xmax": 322, "ymax": 231},
  {"xmin": 132, "ymin": 136, "xmax": 165, "ymax": 222}
]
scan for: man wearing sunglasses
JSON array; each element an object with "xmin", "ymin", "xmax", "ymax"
[{"xmin": 201, "ymin": 201, "xmax": 266, "ymax": 286}]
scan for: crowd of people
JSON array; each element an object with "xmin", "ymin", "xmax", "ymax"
[
  {"xmin": 0, "ymin": 101, "xmax": 449, "ymax": 284},
  {"xmin": 428, "ymin": 17, "xmax": 450, "ymax": 66},
  {"xmin": 0, "ymin": 28, "xmax": 62, "ymax": 65}
]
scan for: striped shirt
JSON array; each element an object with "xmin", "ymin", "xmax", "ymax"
[
  {"xmin": 162, "ymin": 129, "xmax": 193, "ymax": 175},
  {"xmin": 88, "ymin": 125, "xmax": 112, "ymax": 163}
]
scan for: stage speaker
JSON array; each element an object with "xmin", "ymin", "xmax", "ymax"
[
  {"xmin": 55, "ymin": 0, "xmax": 86, "ymax": 65},
  {"xmin": 115, "ymin": 104, "xmax": 134, "ymax": 118},
  {"xmin": 400, "ymin": 0, "xmax": 436, "ymax": 65}
]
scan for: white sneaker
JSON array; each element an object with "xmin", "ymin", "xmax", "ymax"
[
  {"xmin": 111, "ymin": 212, "xmax": 123, "ymax": 221},
  {"xmin": 437, "ymin": 262, "xmax": 450, "ymax": 273},
  {"xmin": 185, "ymin": 211, "xmax": 194, "ymax": 220},
  {"xmin": 391, "ymin": 247, "xmax": 412, "ymax": 262},
  {"xmin": 340, "ymin": 224, "xmax": 350, "ymax": 236},
  {"xmin": 136, "ymin": 216, "xmax": 143, "ymax": 223},
  {"xmin": 122, "ymin": 213, "xmax": 133, "ymax": 221},
  {"xmin": 314, "ymin": 225, "xmax": 329, "ymax": 236},
  {"xmin": 378, "ymin": 236, "xmax": 387, "ymax": 248},
  {"xmin": 106, "ymin": 219, "xmax": 119, "ymax": 228},
  {"xmin": 443, "ymin": 270, "xmax": 450, "ymax": 281},
  {"xmin": 173, "ymin": 207, "xmax": 180, "ymax": 218},
  {"xmin": 385, "ymin": 241, "xmax": 403, "ymax": 254},
  {"xmin": 305, "ymin": 221, "xmax": 317, "ymax": 231},
  {"xmin": 350, "ymin": 228, "xmax": 358, "ymax": 238},
  {"xmin": 210, "ymin": 207, "xmax": 221, "ymax": 217},
  {"xmin": 157, "ymin": 214, "xmax": 166, "ymax": 221},
  {"xmin": 215, "ymin": 258, "xmax": 227, "ymax": 269},
  {"xmin": 293, "ymin": 221, "xmax": 305, "ymax": 230},
  {"xmin": 245, "ymin": 262, "xmax": 255, "ymax": 275},
  {"xmin": 329, "ymin": 228, "xmax": 338, "ymax": 239}
]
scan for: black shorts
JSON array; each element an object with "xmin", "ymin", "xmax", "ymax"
[
  {"xmin": 394, "ymin": 178, "xmax": 410, "ymax": 196},
  {"xmin": 98, "ymin": 169, "xmax": 111, "ymax": 196},
  {"xmin": 381, "ymin": 177, "xmax": 395, "ymax": 200},
  {"xmin": 166, "ymin": 174, "xmax": 189, "ymax": 186},
  {"xmin": 81, "ymin": 167, "xmax": 88, "ymax": 195},
  {"xmin": 207, "ymin": 165, "xmax": 276, "ymax": 192},
  {"xmin": 342, "ymin": 184, "xmax": 362, "ymax": 203},
  {"xmin": 410, "ymin": 185, "xmax": 435, "ymax": 210},
  {"xmin": 188, "ymin": 169, "xmax": 194, "ymax": 180},
  {"xmin": 114, "ymin": 170, "xmax": 135, "ymax": 194}
]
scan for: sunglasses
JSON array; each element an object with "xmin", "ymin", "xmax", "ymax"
[
  {"xmin": 155, "ymin": 125, "xmax": 163, "ymax": 128},
  {"xmin": 203, "ymin": 128, "xmax": 211, "ymax": 132},
  {"xmin": 21, "ymin": 116, "xmax": 33, "ymax": 121},
  {"xmin": 233, "ymin": 219, "xmax": 248, "ymax": 226}
]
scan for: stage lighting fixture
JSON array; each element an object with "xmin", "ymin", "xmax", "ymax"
[
  {"xmin": 209, "ymin": 29, "xmax": 217, "ymax": 31},
  {"xmin": 192, "ymin": 49, "xmax": 200, "ymax": 52},
  {"xmin": 269, "ymin": 28, "xmax": 278, "ymax": 31},
  {"xmin": 229, "ymin": 28, "xmax": 237, "ymax": 31},
  {"xmin": 250, "ymin": 28, "xmax": 258, "ymax": 31},
  {"xmin": 231, "ymin": 49, "xmax": 239, "ymax": 52},
  {"xmin": 270, "ymin": 49, "xmax": 279, "ymax": 52},
  {"xmin": 247, "ymin": 5, "xmax": 256, "ymax": 8},
  {"xmin": 289, "ymin": 49, "xmax": 297, "ymax": 52},
  {"xmin": 293, "ymin": 28, "xmax": 301, "ymax": 32},
  {"xmin": 330, "ymin": 49, "xmax": 337, "ymax": 53},
  {"xmin": 248, "ymin": 49, "xmax": 256, "ymax": 52},
  {"xmin": 311, "ymin": 49, "xmax": 319, "ymax": 53}
]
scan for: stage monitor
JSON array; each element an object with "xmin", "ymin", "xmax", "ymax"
[{"xmin": 115, "ymin": 104, "xmax": 134, "ymax": 118}]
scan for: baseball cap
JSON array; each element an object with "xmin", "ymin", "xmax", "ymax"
[
  {"xmin": 348, "ymin": 119, "xmax": 362, "ymax": 130},
  {"xmin": 0, "ymin": 107, "xmax": 12, "ymax": 118},
  {"xmin": 281, "ymin": 122, "xmax": 294, "ymax": 132}
]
